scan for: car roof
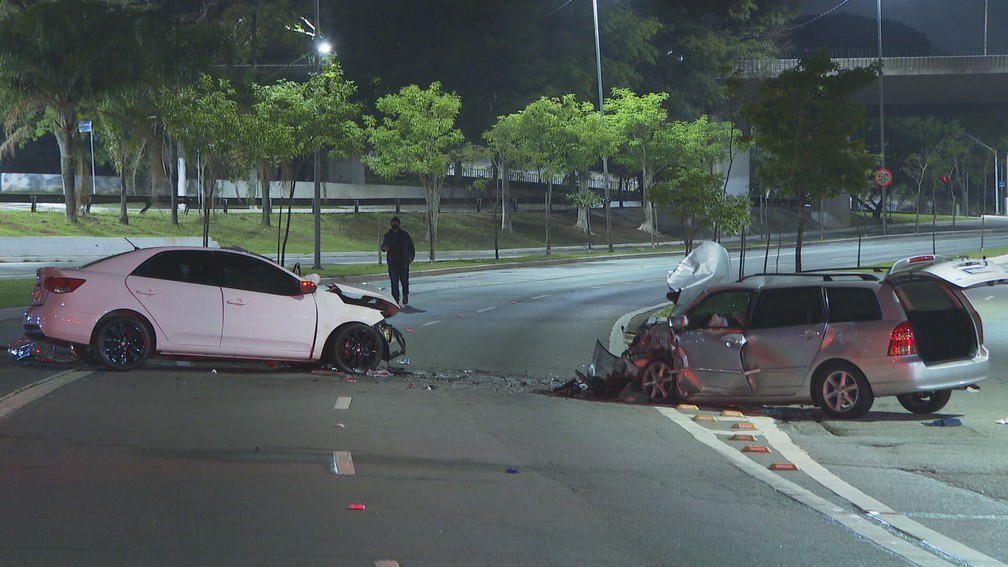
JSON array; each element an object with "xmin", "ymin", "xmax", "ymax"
[
  {"xmin": 886, "ymin": 255, "xmax": 1008, "ymax": 289},
  {"xmin": 737, "ymin": 272, "xmax": 882, "ymax": 289},
  {"xmin": 79, "ymin": 246, "xmax": 280, "ymax": 272}
]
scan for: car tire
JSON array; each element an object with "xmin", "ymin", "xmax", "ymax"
[
  {"xmin": 896, "ymin": 390, "xmax": 952, "ymax": 414},
  {"xmin": 812, "ymin": 361, "xmax": 874, "ymax": 419},
  {"xmin": 93, "ymin": 316, "xmax": 154, "ymax": 371},
  {"xmin": 640, "ymin": 352, "xmax": 683, "ymax": 404},
  {"xmin": 332, "ymin": 323, "xmax": 382, "ymax": 374}
]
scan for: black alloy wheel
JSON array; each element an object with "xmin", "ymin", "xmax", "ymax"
[
  {"xmin": 93, "ymin": 316, "xmax": 154, "ymax": 371},
  {"xmin": 332, "ymin": 323, "xmax": 383, "ymax": 374}
]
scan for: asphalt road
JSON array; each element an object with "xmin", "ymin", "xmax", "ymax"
[{"xmin": 3, "ymin": 232, "xmax": 1008, "ymax": 565}]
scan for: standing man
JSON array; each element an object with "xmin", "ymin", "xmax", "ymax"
[{"xmin": 380, "ymin": 216, "xmax": 415, "ymax": 305}]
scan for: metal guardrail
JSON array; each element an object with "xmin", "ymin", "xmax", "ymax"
[{"xmin": 0, "ymin": 193, "xmax": 152, "ymax": 213}]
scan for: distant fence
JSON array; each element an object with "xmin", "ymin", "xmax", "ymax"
[
  {"xmin": 0, "ymin": 193, "xmax": 152, "ymax": 212},
  {"xmin": 0, "ymin": 193, "xmax": 643, "ymax": 214}
]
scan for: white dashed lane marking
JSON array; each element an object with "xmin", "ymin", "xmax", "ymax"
[
  {"xmin": 333, "ymin": 397, "xmax": 351, "ymax": 410},
  {"xmin": 476, "ymin": 307, "xmax": 495, "ymax": 313},
  {"xmin": 423, "ymin": 320, "xmax": 440, "ymax": 326},
  {"xmin": 331, "ymin": 451, "xmax": 356, "ymax": 475}
]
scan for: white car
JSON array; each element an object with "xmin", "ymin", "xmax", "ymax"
[{"xmin": 23, "ymin": 246, "xmax": 405, "ymax": 372}]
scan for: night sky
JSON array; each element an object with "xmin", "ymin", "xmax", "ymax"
[{"xmin": 800, "ymin": 0, "xmax": 1008, "ymax": 54}]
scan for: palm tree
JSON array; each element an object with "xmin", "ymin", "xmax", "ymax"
[{"xmin": 0, "ymin": 0, "xmax": 153, "ymax": 222}]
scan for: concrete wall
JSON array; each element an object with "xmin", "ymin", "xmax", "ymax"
[{"xmin": 0, "ymin": 236, "xmax": 215, "ymax": 263}]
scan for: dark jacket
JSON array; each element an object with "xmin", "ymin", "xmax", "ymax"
[{"xmin": 381, "ymin": 228, "xmax": 415, "ymax": 266}]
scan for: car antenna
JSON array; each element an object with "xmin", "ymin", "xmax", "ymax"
[{"xmin": 124, "ymin": 237, "xmax": 140, "ymax": 251}]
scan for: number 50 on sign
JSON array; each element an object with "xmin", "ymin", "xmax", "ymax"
[{"xmin": 874, "ymin": 168, "xmax": 893, "ymax": 187}]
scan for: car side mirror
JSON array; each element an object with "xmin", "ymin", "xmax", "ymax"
[
  {"xmin": 668, "ymin": 314, "xmax": 688, "ymax": 331},
  {"xmin": 299, "ymin": 280, "xmax": 317, "ymax": 295}
]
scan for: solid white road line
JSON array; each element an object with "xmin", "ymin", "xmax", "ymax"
[
  {"xmin": 0, "ymin": 369, "xmax": 92, "ymax": 422},
  {"xmin": 657, "ymin": 408, "xmax": 960, "ymax": 566},
  {"xmin": 751, "ymin": 415, "xmax": 1006, "ymax": 567}
]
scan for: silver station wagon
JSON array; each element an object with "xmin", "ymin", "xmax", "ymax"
[{"xmin": 638, "ymin": 254, "xmax": 1008, "ymax": 418}]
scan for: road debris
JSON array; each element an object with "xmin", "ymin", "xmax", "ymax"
[{"xmin": 922, "ymin": 417, "xmax": 962, "ymax": 427}]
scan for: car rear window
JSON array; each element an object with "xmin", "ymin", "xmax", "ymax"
[
  {"xmin": 895, "ymin": 280, "xmax": 961, "ymax": 311},
  {"xmin": 749, "ymin": 286, "xmax": 824, "ymax": 329},
  {"xmin": 825, "ymin": 287, "xmax": 881, "ymax": 322}
]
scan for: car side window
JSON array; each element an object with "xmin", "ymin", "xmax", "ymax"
[
  {"xmin": 216, "ymin": 251, "xmax": 301, "ymax": 296},
  {"xmin": 825, "ymin": 287, "xmax": 881, "ymax": 322},
  {"xmin": 749, "ymin": 287, "xmax": 824, "ymax": 330},
  {"xmin": 685, "ymin": 290, "xmax": 752, "ymax": 330},
  {"xmin": 133, "ymin": 250, "xmax": 218, "ymax": 286}
]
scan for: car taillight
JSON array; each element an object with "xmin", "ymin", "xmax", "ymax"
[
  {"xmin": 888, "ymin": 321, "xmax": 917, "ymax": 356},
  {"xmin": 44, "ymin": 276, "xmax": 86, "ymax": 294}
]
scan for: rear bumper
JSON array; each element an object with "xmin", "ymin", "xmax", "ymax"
[{"xmin": 857, "ymin": 346, "xmax": 990, "ymax": 396}]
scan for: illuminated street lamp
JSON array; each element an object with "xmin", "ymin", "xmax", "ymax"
[{"xmin": 312, "ymin": 0, "xmax": 325, "ymax": 269}]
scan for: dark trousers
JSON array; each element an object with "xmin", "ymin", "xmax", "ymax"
[{"xmin": 388, "ymin": 263, "xmax": 410, "ymax": 300}]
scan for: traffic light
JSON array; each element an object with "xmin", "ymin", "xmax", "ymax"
[{"xmin": 941, "ymin": 175, "xmax": 951, "ymax": 190}]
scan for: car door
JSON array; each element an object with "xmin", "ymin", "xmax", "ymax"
[
  {"xmin": 126, "ymin": 250, "xmax": 224, "ymax": 349},
  {"xmin": 743, "ymin": 286, "xmax": 827, "ymax": 396},
  {"xmin": 674, "ymin": 289, "xmax": 753, "ymax": 397},
  {"xmin": 215, "ymin": 251, "xmax": 318, "ymax": 358}
]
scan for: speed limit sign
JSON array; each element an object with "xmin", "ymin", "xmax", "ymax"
[{"xmin": 874, "ymin": 168, "xmax": 893, "ymax": 187}]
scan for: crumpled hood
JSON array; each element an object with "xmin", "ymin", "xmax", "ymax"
[{"xmin": 326, "ymin": 282, "xmax": 401, "ymax": 318}]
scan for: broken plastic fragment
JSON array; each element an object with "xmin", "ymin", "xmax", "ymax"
[
  {"xmin": 348, "ymin": 504, "xmax": 366, "ymax": 511},
  {"xmin": 922, "ymin": 417, "xmax": 961, "ymax": 427},
  {"xmin": 506, "ymin": 467, "xmax": 519, "ymax": 474}
]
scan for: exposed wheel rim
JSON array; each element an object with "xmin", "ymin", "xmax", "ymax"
[
  {"xmin": 641, "ymin": 361, "xmax": 676, "ymax": 402},
  {"xmin": 99, "ymin": 320, "xmax": 150, "ymax": 369},
  {"xmin": 821, "ymin": 369, "xmax": 860, "ymax": 414}
]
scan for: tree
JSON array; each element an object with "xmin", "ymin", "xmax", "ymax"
[
  {"xmin": 652, "ymin": 116, "xmax": 749, "ymax": 251},
  {"xmin": 894, "ymin": 117, "xmax": 965, "ymax": 233},
  {"xmin": 604, "ymin": 88, "xmax": 677, "ymax": 237},
  {"xmin": 483, "ymin": 112, "xmax": 526, "ymax": 234},
  {"xmin": 739, "ymin": 50, "xmax": 877, "ymax": 271},
  {"xmin": 509, "ymin": 95, "xmax": 599, "ymax": 255},
  {"xmin": 364, "ymin": 82, "xmax": 464, "ymax": 262},
  {"xmin": 160, "ymin": 75, "xmax": 240, "ymax": 247},
  {"xmin": 0, "ymin": 0, "xmax": 154, "ymax": 222},
  {"xmin": 564, "ymin": 106, "xmax": 613, "ymax": 236},
  {"xmin": 95, "ymin": 89, "xmax": 159, "ymax": 225},
  {"xmin": 237, "ymin": 61, "xmax": 362, "ymax": 264}
]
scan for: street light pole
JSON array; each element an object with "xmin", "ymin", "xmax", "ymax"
[
  {"xmin": 312, "ymin": 0, "xmax": 322, "ymax": 270},
  {"xmin": 592, "ymin": 0, "xmax": 613, "ymax": 252},
  {"xmin": 967, "ymin": 134, "xmax": 998, "ymax": 216},
  {"xmin": 877, "ymin": 0, "xmax": 887, "ymax": 236}
]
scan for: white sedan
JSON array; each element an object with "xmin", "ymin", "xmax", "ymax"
[{"xmin": 23, "ymin": 246, "xmax": 405, "ymax": 372}]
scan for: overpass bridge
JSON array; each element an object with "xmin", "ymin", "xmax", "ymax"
[{"xmin": 736, "ymin": 54, "xmax": 1008, "ymax": 108}]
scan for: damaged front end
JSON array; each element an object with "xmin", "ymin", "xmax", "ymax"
[
  {"xmin": 561, "ymin": 319, "xmax": 680, "ymax": 400},
  {"xmin": 376, "ymin": 320, "xmax": 407, "ymax": 361}
]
